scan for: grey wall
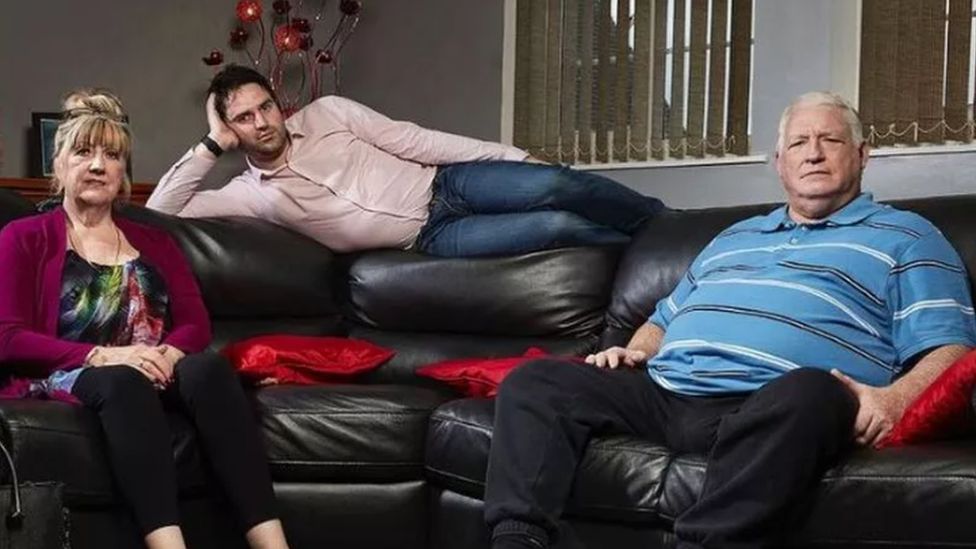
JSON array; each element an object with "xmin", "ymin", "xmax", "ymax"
[
  {"xmin": 2, "ymin": 0, "xmax": 974, "ymax": 208},
  {"xmin": 0, "ymin": 0, "xmax": 505, "ymax": 184},
  {"xmin": 1, "ymin": 0, "xmax": 230, "ymax": 181}
]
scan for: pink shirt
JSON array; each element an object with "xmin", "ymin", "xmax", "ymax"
[{"xmin": 148, "ymin": 96, "xmax": 528, "ymax": 252}]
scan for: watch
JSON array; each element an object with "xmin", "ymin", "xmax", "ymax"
[{"xmin": 200, "ymin": 135, "xmax": 224, "ymax": 157}]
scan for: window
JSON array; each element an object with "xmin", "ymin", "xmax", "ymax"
[
  {"xmin": 510, "ymin": 0, "xmax": 754, "ymax": 166},
  {"xmin": 858, "ymin": 0, "xmax": 976, "ymax": 147}
]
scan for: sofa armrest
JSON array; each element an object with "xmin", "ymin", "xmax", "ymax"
[
  {"xmin": 0, "ymin": 399, "xmax": 114, "ymax": 502},
  {"xmin": 0, "ymin": 398, "xmax": 208, "ymax": 505}
]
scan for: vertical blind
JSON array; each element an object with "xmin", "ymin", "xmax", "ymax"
[
  {"xmin": 860, "ymin": 0, "xmax": 975, "ymax": 146},
  {"xmin": 513, "ymin": 0, "xmax": 753, "ymax": 165}
]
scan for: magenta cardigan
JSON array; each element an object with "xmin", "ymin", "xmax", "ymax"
[{"xmin": 0, "ymin": 208, "xmax": 211, "ymax": 377}]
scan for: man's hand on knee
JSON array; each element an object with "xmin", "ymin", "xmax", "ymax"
[
  {"xmin": 585, "ymin": 347, "xmax": 648, "ymax": 369},
  {"xmin": 831, "ymin": 369, "xmax": 907, "ymax": 448}
]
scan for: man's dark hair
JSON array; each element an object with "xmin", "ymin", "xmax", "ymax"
[{"xmin": 207, "ymin": 64, "xmax": 280, "ymax": 121}]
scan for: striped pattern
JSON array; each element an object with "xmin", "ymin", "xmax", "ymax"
[{"xmin": 646, "ymin": 193, "xmax": 976, "ymax": 396}]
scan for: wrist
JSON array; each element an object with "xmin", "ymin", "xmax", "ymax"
[
  {"xmin": 84, "ymin": 346, "xmax": 105, "ymax": 367},
  {"xmin": 200, "ymin": 134, "xmax": 225, "ymax": 157},
  {"xmin": 210, "ymin": 131, "xmax": 237, "ymax": 151}
]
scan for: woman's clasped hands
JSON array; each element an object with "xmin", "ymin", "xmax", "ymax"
[{"xmin": 86, "ymin": 344, "xmax": 186, "ymax": 388}]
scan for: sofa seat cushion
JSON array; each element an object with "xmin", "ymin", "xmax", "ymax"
[
  {"xmin": 653, "ymin": 441, "xmax": 976, "ymax": 546},
  {"xmin": 428, "ymin": 398, "xmax": 976, "ymax": 545},
  {"xmin": 425, "ymin": 398, "xmax": 671, "ymax": 525},
  {"xmin": 256, "ymin": 383, "xmax": 453, "ymax": 482}
]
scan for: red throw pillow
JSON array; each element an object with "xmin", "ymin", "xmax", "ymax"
[
  {"xmin": 883, "ymin": 350, "xmax": 976, "ymax": 447},
  {"xmin": 222, "ymin": 335, "xmax": 395, "ymax": 385},
  {"xmin": 416, "ymin": 347, "xmax": 552, "ymax": 398}
]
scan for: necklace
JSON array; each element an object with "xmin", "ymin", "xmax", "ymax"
[{"xmin": 67, "ymin": 222, "xmax": 123, "ymax": 268}]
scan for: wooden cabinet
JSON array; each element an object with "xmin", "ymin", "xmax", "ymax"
[{"xmin": 0, "ymin": 177, "xmax": 153, "ymax": 205}]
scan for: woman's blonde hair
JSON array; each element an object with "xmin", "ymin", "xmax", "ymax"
[{"xmin": 51, "ymin": 88, "xmax": 132, "ymax": 201}]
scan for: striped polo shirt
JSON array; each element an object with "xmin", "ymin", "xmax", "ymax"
[{"xmin": 647, "ymin": 193, "xmax": 976, "ymax": 396}]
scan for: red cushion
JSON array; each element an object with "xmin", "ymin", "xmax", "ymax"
[
  {"xmin": 883, "ymin": 350, "xmax": 976, "ymax": 447},
  {"xmin": 222, "ymin": 334, "xmax": 395, "ymax": 385},
  {"xmin": 416, "ymin": 347, "xmax": 551, "ymax": 398}
]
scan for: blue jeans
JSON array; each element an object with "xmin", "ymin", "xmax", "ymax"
[{"xmin": 416, "ymin": 161, "xmax": 665, "ymax": 257}]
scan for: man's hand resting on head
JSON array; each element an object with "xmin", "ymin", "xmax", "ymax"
[
  {"xmin": 205, "ymin": 93, "xmax": 239, "ymax": 152},
  {"xmin": 585, "ymin": 347, "xmax": 648, "ymax": 369}
]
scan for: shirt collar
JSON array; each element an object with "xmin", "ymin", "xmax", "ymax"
[
  {"xmin": 245, "ymin": 130, "xmax": 303, "ymax": 179},
  {"xmin": 758, "ymin": 192, "xmax": 881, "ymax": 232}
]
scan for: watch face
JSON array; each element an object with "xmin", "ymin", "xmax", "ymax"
[{"xmin": 202, "ymin": 136, "xmax": 223, "ymax": 156}]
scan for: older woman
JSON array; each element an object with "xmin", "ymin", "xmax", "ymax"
[{"xmin": 0, "ymin": 91, "xmax": 289, "ymax": 549}]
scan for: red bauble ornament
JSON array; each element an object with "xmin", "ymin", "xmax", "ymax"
[
  {"xmin": 315, "ymin": 49, "xmax": 334, "ymax": 64},
  {"xmin": 292, "ymin": 17, "xmax": 310, "ymax": 33},
  {"xmin": 229, "ymin": 26, "xmax": 249, "ymax": 47},
  {"xmin": 202, "ymin": 50, "xmax": 225, "ymax": 66},
  {"xmin": 236, "ymin": 0, "xmax": 262, "ymax": 23},
  {"xmin": 339, "ymin": 0, "xmax": 361, "ymax": 16},
  {"xmin": 274, "ymin": 25, "xmax": 302, "ymax": 52},
  {"xmin": 299, "ymin": 34, "xmax": 313, "ymax": 51},
  {"xmin": 272, "ymin": 0, "xmax": 291, "ymax": 15}
]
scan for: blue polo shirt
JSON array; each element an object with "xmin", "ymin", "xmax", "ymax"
[{"xmin": 647, "ymin": 193, "xmax": 976, "ymax": 396}]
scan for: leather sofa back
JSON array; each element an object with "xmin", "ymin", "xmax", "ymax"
[
  {"xmin": 0, "ymin": 189, "xmax": 33, "ymax": 228},
  {"xmin": 116, "ymin": 206, "xmax": 346, "ymax": 348},
  {"xmin": 5, "ymin": 188, "xmax": 976, "ymax": 379},
  {"xmin": 601, "ymin": 194, "xmax": 976, "ymax": 348},
  {"xmin": 342, "ymin": 246, "xmax": 622, "ymax": 382}
]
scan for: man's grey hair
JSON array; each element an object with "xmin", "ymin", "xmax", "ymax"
[{"xmin": 776, "ymin": 91, "xmax": 864, "ymax": 153}]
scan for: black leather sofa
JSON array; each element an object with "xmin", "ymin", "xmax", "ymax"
[{"xmin": 2, "ymin": 186, "xmax": 976, "ymax": 549}]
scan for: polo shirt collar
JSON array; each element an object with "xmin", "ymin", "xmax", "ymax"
[{"xmin": 758, "ymin": 192, "xmax": 882, "ymax": 232}]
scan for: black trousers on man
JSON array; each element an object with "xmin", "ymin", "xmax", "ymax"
[
  {"xmin": 73, "ymin": 353, "xmax": 277, "ymax": 536},
  {"xmin": 484, "ymin": 359, "xmax": 858, "ymax": 549}
]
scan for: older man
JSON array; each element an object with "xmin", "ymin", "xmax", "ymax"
[{"xmin": 484, "ymin": 92, "xmax": 976, "ymax": 549}]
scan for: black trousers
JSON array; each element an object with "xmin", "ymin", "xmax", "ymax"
[
  {"xmin": 484, "ymin": 359, "xmax": 858, "ymax": 549},
  {"xmin": 72, "ymin": 353, "xmax": 277, "ymax": 535}
]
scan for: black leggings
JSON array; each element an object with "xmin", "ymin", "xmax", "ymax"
[{"xmin": 72, "ymin": 353, "xmax": 277, "ymax": 535}]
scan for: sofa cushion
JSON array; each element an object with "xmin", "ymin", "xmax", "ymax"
[
  {"xmin": 884, "ymin": 349, "xmax": 976, "ymax": 447},
  {"xmin": 601, "ymin": 204, "xmax": 772, "ymax": 347},
  {"xmin": 428, "ymin": 396, "xmax": 976, "ymax": 545},
  {"xmin": 117, "ymin": 205, "xmax": 343, "ymax": 321},
  {"xmin": 349, "ymin": 327, "xmax": 599, "ymax": 384},
  {"xmin": 425, "ymin": 398, "xmax": 671, "ymax": 525},
  {"xmin": 256, "ymin": 383, "xmax": 453, "ymax": 483},
  {"xmin": 416, "ymin": 347, "xmax": 549, "ymax": 398},
  {"xmin": 343, "ymin": 247, "xmax": 621, "ymax": 338},
  {"xmin": 223, "ymin": 334, "xmax": 394, "ymax": 384},
  {"xmin": 661, "ymin": 441, "xmax": 976, "ymax": 546}
]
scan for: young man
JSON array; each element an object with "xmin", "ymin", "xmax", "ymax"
[
  {"xmin": 148, "ymin": 65, "xmax": 665, "ymax": 257},
  {"xmin": 483, "ymin": 92, "xmax": 976, "ymax": 548}
]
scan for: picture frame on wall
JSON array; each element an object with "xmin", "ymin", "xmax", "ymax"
[
  {"xmin": 29, "ymin": 111, "xmax": 134, "ymax": 180},
  {"xmin": 30, "ymin": 112, "xmax": 60, "ymax": 178}
]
